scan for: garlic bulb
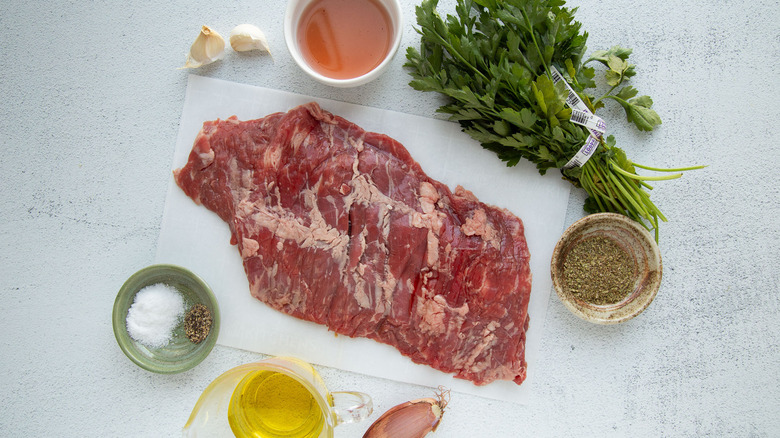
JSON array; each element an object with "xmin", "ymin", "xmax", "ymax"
[
  {"xmin": 183, "ymin": 25, "xmax": 225, "ymax": 68},
  {"xmin": 229, "ymin": 24, "xmax": 271, "ymax": 54}
]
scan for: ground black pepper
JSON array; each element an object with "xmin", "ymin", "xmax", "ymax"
[
  {"xmin": 184, "ymin": 303, "xmax": 212, "ymax": 344},
  {"xmin": 562, "ymin": 235, "xmax": 636, "ymax": 305}
]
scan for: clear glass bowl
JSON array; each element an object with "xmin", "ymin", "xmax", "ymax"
[{"xmin": 112, "ymin": 264, "xmax": 220, "ymax": 373}]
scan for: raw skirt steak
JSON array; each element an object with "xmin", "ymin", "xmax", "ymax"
[{"xmin": 174, "ymin": 103, "xmax": 532, "ymax": 385}]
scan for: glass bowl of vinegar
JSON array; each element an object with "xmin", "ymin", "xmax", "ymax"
[{"xmin": 284, "ymin": 0, "xmax": 403, "ymax": 87}]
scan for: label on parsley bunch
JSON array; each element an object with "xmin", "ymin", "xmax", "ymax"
[{"xmin": 551, "ymin": 67, "xmax": 607, "ymax": 169}]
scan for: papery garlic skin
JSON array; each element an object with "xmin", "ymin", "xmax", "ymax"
[
  {"xmin": 183, "ymin": 25, "xmax": 225, "ymax": 68},
  {"xmin": 229, "ymin": 24, "xmax": 271, "ymax": 54}
]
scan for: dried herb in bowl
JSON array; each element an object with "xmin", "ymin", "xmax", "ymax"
[
  {"xmin": 562, "ymin": 236, "xmax": 636, "ymax": 305},
  {"xmin": 550, "ymin": 213, "xmax": 662, "ymax": 324}
]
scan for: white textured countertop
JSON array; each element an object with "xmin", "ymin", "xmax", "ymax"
[{"xmin": 1, "ymin": 0, "xmax": 778, "ymax": 436}]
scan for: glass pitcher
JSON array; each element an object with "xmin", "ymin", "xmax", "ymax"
[{"xmin": 182, "ymin": 356, "xmax": 373, "ymax": 437}]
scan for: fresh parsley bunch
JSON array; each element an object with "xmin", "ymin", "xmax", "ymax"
[{"xmin": 405, "ymin": 0, "xmax": 702, "ymax": 240}]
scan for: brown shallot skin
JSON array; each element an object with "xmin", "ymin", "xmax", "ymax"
[{"xmin": 362, "ymin": 389, "xmax": 450, "ymax": 438}]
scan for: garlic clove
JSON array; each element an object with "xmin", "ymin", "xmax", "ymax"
[
  {"xmin": 183, "ymin": 25, "xmax": 226, "ymax": 69},
  {"xmin": 229, "ymin": 24, "xmax": 271, "ymax": 54},
  {"xmin": 362, "ymin": 389, "xmax": 450, "ymax": 438}
]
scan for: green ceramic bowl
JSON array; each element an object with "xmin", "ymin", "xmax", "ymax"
[{"xmin": 112, "ymin": 264, "xmax": 220, "ymax": 373}]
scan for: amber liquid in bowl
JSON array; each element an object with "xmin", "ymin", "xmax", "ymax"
[{"xmin": 297, "ymin": 0, "xmax": 393, "ymax": 80}]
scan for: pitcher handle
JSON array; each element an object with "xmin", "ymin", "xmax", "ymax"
[{"xmin": 330, "ymin": 391, "xmax": 373, "ymax": 425}]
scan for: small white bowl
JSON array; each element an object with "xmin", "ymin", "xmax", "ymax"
[{"xmin": 284, "ymin": 0, "xmax": 403, "ymax": 87}]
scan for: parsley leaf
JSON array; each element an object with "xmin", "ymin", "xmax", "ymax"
[{"xmin": 607, "ymin": 94, "xmax": 662, "ymax": 131}]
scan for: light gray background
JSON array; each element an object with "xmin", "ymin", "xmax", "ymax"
[{"xmin": 1, "ymin": 0, "xmax": 778, "ymax": 436}]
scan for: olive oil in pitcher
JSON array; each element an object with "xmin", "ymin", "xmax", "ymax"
[
  {"xmin": 228, "ymin": 370, "xmax": 325, "ymax": 438},
  {"xmin": 182, "ymin": 357, "xmax": 372, "ymax": 437}
]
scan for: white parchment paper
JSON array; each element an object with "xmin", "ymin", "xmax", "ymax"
[{"xmin": 156, "ymin": 75, "xmax": 571, "ymax": 403}]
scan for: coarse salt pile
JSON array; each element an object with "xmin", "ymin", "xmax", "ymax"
[{"xmin": 126, "ymin": 283, "xmax": 185, "ymax": 348}]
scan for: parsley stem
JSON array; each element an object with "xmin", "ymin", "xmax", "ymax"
[
  {"xmin": 421, "ymin": 20, "xmax": 489, "ymax": 82},
  {"xmin": 632, "ymin": 162, "xmax": 708, "ymax": 172},
  {"xmin": 610, "ymin": 162, "xmax": 683, "ymax": 181},
  {"xmin": 605, "ymin": 168, "xmax": 651, "ymax": 220},
  {"xmin": 589, "ymin": 161, "xmax": 623, "ymax": 211},
  {"xmin": 615, "ymin": 167, "xmax": 668, "ymax": 223},
  {"xmin": 580, "ymin": 165, "xmax": 612, "ymax": 212},
  {"xmin": 593, "ymin": 84, "xmax": 619, "ymax": 106},
  {"xmin": 518, "ymin": 8, "xmax": 553, "ymax": 80}
]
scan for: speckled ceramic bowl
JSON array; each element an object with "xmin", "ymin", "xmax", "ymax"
[
  {"xmin": 550, "ymin": 213, "xmax": 662, "ymax": 324},
  {"xmin": 112, "ymin": 264, "xmax": 220, "ymax": 373}
]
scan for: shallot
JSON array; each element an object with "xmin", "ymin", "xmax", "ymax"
[{"xmin": 362, "ymin": 388, "xmax": 450, "ymax": 438}]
